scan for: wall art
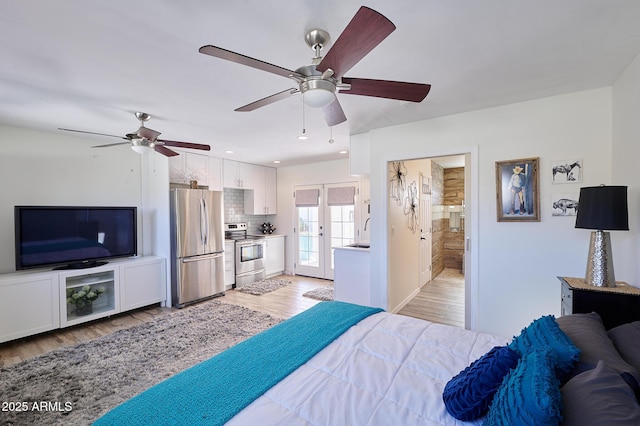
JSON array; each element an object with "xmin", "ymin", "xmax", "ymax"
[
  {"xmin": 404, "ymin": 180, "xmax": 419, "ymax": 233},
  {"xmin": 495, "ymin": 157, "xmax": 540, "ymax": 222},
  {"xmin": 389, "ymin": 161, "xmax": 407, "ymax": 206},
  {"xmin": 551, "ymin": 159, "xmax": 582, "ymax": 184},
  {"xmin": 551, "ymin": 193, "xmax": 579, "ymax": 216}
]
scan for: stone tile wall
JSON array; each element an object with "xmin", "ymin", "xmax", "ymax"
[{"xmin": 223, "ymin": 188, "xmax": 275, "ymax": 233}]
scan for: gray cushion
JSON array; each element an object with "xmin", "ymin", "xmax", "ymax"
[
  {"xmin": 561, "ymin": 360, "xmax": 640, "ymax": 426},
  {"xmin": 556, "ymin": 312, "xmax": 639, "ymax": 382},
  {"xmin": 608, "ymin": 321, "xmax": 640, "ymax": 373}
]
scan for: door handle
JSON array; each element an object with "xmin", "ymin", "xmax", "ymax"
[
  {"xmin": 182, "ymin": 253, "xmax": 223, "ymax": 262},
  {"xmin": 420, "ymin": 237, "xmax": 426, "ymax": 240}
]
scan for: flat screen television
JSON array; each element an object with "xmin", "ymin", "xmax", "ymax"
[{"xmin": 15, "ymin": 206, "xmax": 137, "ymax": 270}]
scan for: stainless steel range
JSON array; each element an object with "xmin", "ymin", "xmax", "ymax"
[{"xmin": 225, "ymin": 223, "xmax": 266, "ymax": 287}]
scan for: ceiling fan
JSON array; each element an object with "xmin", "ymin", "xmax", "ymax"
[
  {"xmin": 58, "ymin": 112, "xmax": 211, "ymax": 157},
  {"xmin": 199, "ymin": 6, "xmax": 431, "ymax": 126}
]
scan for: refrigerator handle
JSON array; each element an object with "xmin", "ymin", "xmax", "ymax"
[
  {"xmin": 181, "ymin": 252, "xmax": 223, "ymax": 262},
  {"xmin": 203, "ymin": 197, "xmax": 210, "ymax": 246},
  {"xmin": 199, "ymin": 198, "xmax": 207, "ymax": 246}
]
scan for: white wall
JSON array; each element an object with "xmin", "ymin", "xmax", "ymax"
[
  {"xmin": 612, "ymin": 51, "xmax": 640, "ymax": 284},
  {"xmin": 275, "ymin": 159, "xmax": 360, "ymax": 275},
  {"xmin": 0, "ymin": 124, "xmax": 169, "ymax": 276},
  {"xmin": 364, "ymin": 88, "xmax": 613, "ymax": 337},
  {"xmin": 387, "ymin": 158, "xmax": 430, "ymax": 310}
]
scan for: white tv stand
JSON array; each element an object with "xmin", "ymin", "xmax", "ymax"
[{"xmin": 0, "ymin": 256, "xmax": 166, "ymax": 343}]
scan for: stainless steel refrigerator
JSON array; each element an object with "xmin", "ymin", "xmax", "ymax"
[{"xmin": 170, "ymin": 188, "xmax": 225, "ymax": 307}]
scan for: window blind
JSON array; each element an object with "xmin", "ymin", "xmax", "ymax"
[
  {"xmin": 327, "ymin": 186, "xmax": 356, "ymax": 206},
  {"xmin": 295, "ymin": 189, "xmax": 320, "ymax": 207}
]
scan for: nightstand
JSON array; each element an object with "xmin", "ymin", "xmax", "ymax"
[{"xmin": 558, "ymin": 276, "xmax": 640, "ymax": 329}]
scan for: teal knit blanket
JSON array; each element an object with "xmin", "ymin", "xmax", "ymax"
[{"xmin": 94, "ymin": 301, "xmax": 382, "ymax": 425}]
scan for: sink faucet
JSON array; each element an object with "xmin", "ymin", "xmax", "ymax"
[{"xmin": 364, "ymin": 217, "xmax": 370, "ymax": 231}]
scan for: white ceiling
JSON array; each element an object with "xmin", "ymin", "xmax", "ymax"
[{"xmin": 2, "ymin": 1, "xmax": 640, "ymax": 167}]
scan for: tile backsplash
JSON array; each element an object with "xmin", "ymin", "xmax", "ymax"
[{"xmin": 224, "ymin": 188, "xmax": 276, "ymax": 233}]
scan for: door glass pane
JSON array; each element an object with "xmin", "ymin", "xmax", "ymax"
[
  {"xmin": 329, "ymin": 205, "xmax": 355, "ymax": 269},
  {"xmin": 298, "ymin": 206, "xmax": 319, "ymax": 267}
]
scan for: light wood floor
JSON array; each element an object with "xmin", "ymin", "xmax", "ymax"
[
  {"xmin": 0, "ymin": 272, "xmax": 462, "ymax": 368},
  {"xmin": 397, "ymin": 269, "xmax": 465, "ymax": 328}
]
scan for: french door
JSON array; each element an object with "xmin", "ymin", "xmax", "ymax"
[{"xmin": 295, "ymin": 183, "xmax": 359, "ymax": 280}]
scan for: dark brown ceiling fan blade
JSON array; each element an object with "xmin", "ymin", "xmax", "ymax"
[
  {"xmin": 322, "ymin": 98, "xmax": 347, "ymax": 126},
  {"xmin": 199, "ymin": 45, "xmax": 304, "ymax": 79},
  {"xmin": 316, "ymin": 6, "xmax": 395, "ymax": 78},
  {"xmin": 91, "ymin": 141, "xmax": 131, "ymax": 148},
  {"xmin": 154, "ymin": 145, "xmax": 180, "ymax": 157},
  {"xmin": 340, "ymin": 77, "xmax": 431, "ymax": 102},
  {"xmin": 235, "ymin": 88, "xmax": 299, "ymax": 112},
  {"xmin": 58, "ymin": 128, "xmax": 127, "ymax": 140},
  {"xmin": 137, "ymin": 126, "xmax": 161, "ymax": 142},
  {"xmin": 157, "ymin": 140, "xmax": 211, "ymax": 151}
]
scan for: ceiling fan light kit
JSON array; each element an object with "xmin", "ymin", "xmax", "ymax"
[
  {"xmin": 130, "ymin": 138, "xmax": 152, "ymax": 155},
  {"xmin": 198, "ymin": 6, "xmax": 431, "ymax": 127},
  {"xmin": 301, "ymin": 80, "xmax": 336, "ymax": 108}
]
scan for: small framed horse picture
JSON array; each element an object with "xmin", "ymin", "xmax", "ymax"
[
  {"xmin": 551, "ymin": 159, "xmax": 582, "ymax": 183},
  {"xmin": 495, "ymin": 157, "xmax": 540, "ymax": 222},
  {"xmin": 551, "ymin": 193, "xmax": 579, "ymax": 216}
]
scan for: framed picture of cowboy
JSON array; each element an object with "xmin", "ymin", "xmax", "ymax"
[
  {"xmin": 551, "ymin": 159, "xmax": 582, "ymax": 183},
  {"xmin": 495, "ymin": 157, "xmax": 540, "ymax": 222}
]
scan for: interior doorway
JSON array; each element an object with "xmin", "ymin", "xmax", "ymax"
[{"xmin": 389, "ymin": 154, "xmax": 467, "ymax": 327}]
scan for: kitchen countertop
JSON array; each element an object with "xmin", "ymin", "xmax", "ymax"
[
  {"xmin": 250, "ymin": 234, "xmax": 285, "ymax": 239},
  {"xmin": 334, "ymin": 242, "xmax": 370, "ymax": 251}
]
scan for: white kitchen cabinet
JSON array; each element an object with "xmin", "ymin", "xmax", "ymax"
[
  {"xmin": 169, "ymin": 153, "xmax": 222, "ymax": 191},
  {"xmin": 265, "ymin": 235, "xmax": 285, "ymax": 278},
  {"xmin": 244, "ymin": 165, "xmax": 277, "ymax": 215},
  {"xmin": 334, "ymin": 245, "xmax": 371, "ymax": 306},
  {"xmin": 0, "ymin": 271, "xmax": 60, "ymax": 343},
  {"xmin": 207, "ymin": 156, "xmax": 223, "ymax": 191},
  {"xmin": 168, "ymin": 154, "xmax": 185, "ymax": 183},
  {"xmin": 224, "ymin": 240, "xmax": 235, "ymax": 288},
  {"xmin": 0, "ymin": 256, "xmax": 167, "ymax": 343},
  {"xmin": 223, "ymin": 159, "xmax": 254, "ymax": 189}
]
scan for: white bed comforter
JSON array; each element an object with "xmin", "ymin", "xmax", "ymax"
[{"xmin": 228, "ymin": 311, "xmax": 508, "ymax": 425}]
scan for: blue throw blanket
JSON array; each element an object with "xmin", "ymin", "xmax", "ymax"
[{"xmin": 94, "ymin": 301, "xmax": 382, "ymax": 425}]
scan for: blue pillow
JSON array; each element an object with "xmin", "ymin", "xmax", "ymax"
[
  {"xmin": 442, "ymin": 346, "xmax": 520, "ymax": 421},
  {"xmin": 484, "ymin": 350, "xmax": 563, "ymax": 426},
  {"xmin": 509, "ymin": 315, "xmax": 580, "ymax": 375}
]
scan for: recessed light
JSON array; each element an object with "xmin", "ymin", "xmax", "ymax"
[
  {"xmin": 225, "ymin": 150, "xmax": 234, "ymax": 154},
  {"xmin": 273, "ymin": 160, "xmax": 281, "ymax": 164},
  {"xmin": 339, "ymin": 150, "xmax": 348, "ymax": 154}
]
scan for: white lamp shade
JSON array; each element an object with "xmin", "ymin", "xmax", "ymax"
[
  {"xmin": 303, "ymin": 89, "xmax": 336, "ymax": 108},
  {"xmin": 131, "ymin": 145, "xmax": 151, "ymax": 155}
]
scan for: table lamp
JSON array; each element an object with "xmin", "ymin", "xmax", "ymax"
[{"xmin": 574, "ymin": 185, "xmax": 628, "ymax": 287}]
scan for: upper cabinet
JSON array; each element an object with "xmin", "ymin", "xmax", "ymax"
[
  {"xmin": 169, "ymin": 152, "xmax": 222, "ymax": 191},
  {"xmin": 223, "ymin": 159, "xmax": 254, "ymax": 189},
  {"xmin": 244, "ymin": 165, "xmax": 277, "ymax": 215}
]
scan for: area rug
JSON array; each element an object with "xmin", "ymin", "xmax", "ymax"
[
  {"xmin": 0, "ymin": 300, "xmax": 281, "ymax": 426},
  {"xmin": 303, "ymin": 285, "xmax": 334, "ymax": 301},
  {"xmin": 235, "ymin": 278, "xmax": 292, "ymax": 295}
]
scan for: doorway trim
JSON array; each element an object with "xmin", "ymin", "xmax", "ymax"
[{"xmin": 372, "ymin": 145, "xmax": 478, "ymax": 330}]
